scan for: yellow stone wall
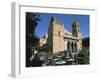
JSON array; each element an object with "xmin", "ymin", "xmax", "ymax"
[{"xmin": 52, "ymin": 23, "xmax": 65, "ymax": 53}]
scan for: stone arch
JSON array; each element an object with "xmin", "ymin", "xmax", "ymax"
[
  {"xmin": 71, "ymin": 42, "xmax": 74, "ymax": 52},
  {"xmin": 67, "ymin": 41, "xmax": 71, "ymax": 53},
  {"xmin": 75, "ymin": 42, "xmax": 77, "ymax": 52}
]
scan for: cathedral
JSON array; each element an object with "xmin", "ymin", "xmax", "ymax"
[{"xmin": 39, "ymin": 16, "xmax": 82, "ymax": 55}]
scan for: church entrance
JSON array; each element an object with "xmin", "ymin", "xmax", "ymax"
[
  {"xmin": 67, "ymin": 41, "xmax": 77, "ymax": 54},
  {"xmin": 67, "ymin": 41, "xmax": 71, "ymax": 53}
]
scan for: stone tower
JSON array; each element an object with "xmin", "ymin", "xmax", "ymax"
[
  {"xmin": 47, "ymin": 16, "xmax": 65, "ymax": 54},
  {"xmin": 72, "ymin": 21, "xmax": 82, "ymax": 51},
  {"xmin": 72, "ymin": 21, "xmax": 80, "ymax": 37}
]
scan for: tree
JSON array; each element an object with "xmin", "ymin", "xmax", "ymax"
[
  {"xmin": 26, "ymin": 13, "xmax": 41, "ymax": 67},
  {"xmin": 77, "ymin": 48, "xmax": 89, "ymax": 64}
]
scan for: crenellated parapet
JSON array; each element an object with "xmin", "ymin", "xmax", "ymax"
[{"xmin": 50, "ymin": 16, "xmax": 64, "ymax": 26}]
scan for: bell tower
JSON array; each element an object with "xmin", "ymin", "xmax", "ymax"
[
  {"xmin": 72, "ymin": 21, "xmax": 80, "ymax": 37},
  {"xmin": 72, "ymin": 21, "xmax": 82, "ymax": 51}
]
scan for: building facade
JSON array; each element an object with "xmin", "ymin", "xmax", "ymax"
[
  {"xmin": 39, "ymin": 33, "xmax": 48, "ymax": 47},
  {"xmin": 47, "ymin": 16, "xmax": 82, "ymax": 54}
]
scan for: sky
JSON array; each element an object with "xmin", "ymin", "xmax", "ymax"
[{"xmin": 34, "ymin": 13, "xmax": 89, "ymax": 38}]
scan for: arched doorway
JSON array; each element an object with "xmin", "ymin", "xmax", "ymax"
[
  {"xmin": 67, "ymin": 41, "xmax": 70, "ymax": 53},
  {"xmin": 72, "ymin": 42, "xmax": 74, "ymax": 52},
  {"xmin": 75, "ymin": 42, "xmax": 77, "ymax": 52}
]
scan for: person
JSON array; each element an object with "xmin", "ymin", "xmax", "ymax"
[{"xmin": 30, "ymin": 49, "xmax": 44, "ymax": 67}]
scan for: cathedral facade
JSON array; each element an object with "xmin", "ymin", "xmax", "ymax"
[
  {"xmin": 40, "ymin": 16, "xmax": 82, "ymax": 55},
  {"xmin": 47, "ymin": 16, "xmax": 82, "ymax": 54}
]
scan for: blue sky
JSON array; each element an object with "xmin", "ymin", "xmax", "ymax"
[{"xmin": 35, "ymin": 13, "xmax": 89, "ymax": 38}]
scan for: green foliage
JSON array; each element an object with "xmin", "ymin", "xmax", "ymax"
[
  {"xmin": 26, "ymin": 13, "xmax": 41, "ymax": 67},
  {"xmin": 77, "ymin": 47, "xmax": 89, "ymax": 64},
  {"xmin": 44, "ymin": 52, "xmax": 53, "ymax": 59}
]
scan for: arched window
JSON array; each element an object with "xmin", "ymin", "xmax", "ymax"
[
  {"xmin": 58, "ymin": 31, "xmax": 60, "ymax": 36},
  {"xmin": 78, "ymin": 29, "xmax": 79, "ymax": 32}
]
